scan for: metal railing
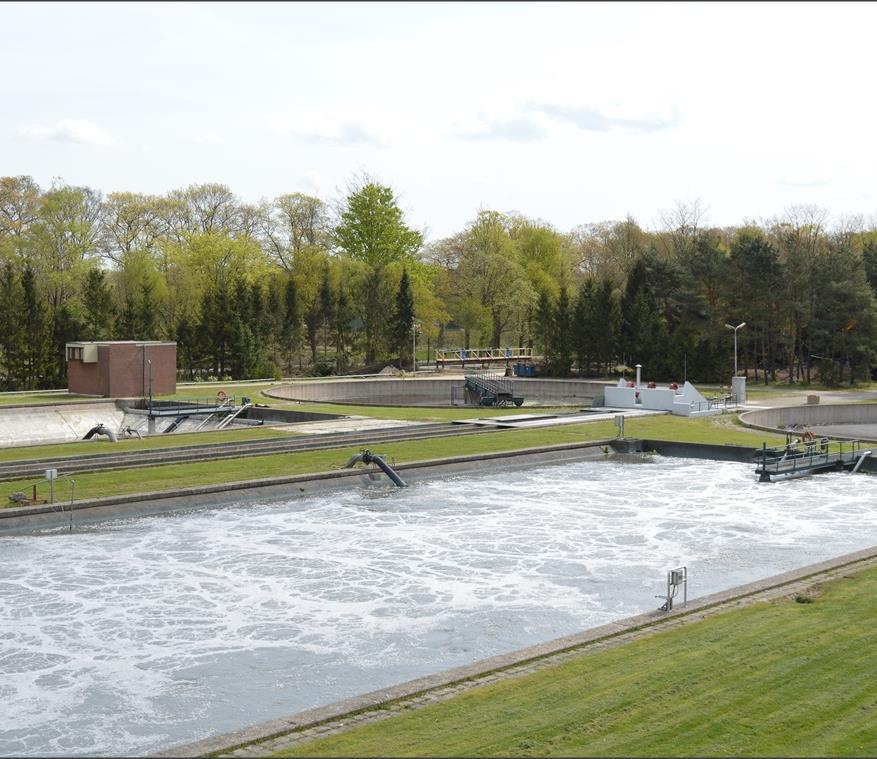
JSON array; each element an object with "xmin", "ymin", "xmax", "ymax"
[
  {"xmin": 756, "ymin": 437, "xmax": 864, "ymax": 480},
  {"xmin": 436, "ymin": 347, "xmax": 533, "ymax": 363},
  {"xmin": 466, "ymin": 371, "xmax": 514, "ymax": 397}
]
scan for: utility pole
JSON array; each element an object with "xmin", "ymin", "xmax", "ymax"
[{"xmin": 411, "ymin": 322, "xmax": 417, "ymax": 373}]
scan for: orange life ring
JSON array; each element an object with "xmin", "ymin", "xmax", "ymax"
[
  {"xmin": 802, "ymin": 430, "xmax": 816, "ymax": 444},
  {"xmin": 217, "ymin": 390, "xmax": 228, "ymax": 402}
]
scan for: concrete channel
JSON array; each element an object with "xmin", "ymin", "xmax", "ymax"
[
  {"xmin": 266, "ymin": 376, "xmax": 612, "ymax": 406},
  {"xmin": 9, "ymin": 436, "xmax": 877, "ymax": 534},
  {"xmin": 6, "ymin": 434, "xmax": 877, "ymax": 756},
  {"xmin": 166, "ymin": 543, "xmax": 877, "ymax": 758}
]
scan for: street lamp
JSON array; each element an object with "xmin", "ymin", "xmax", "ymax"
[
  {"xmin": 411, "ymin": 321, "xmax": 417, "ymax": 374},
  {"xmin": 724, "ymin": 322, "xmax": 746, "ymax": 376}
]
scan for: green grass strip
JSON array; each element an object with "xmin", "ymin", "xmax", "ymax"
[
  {"xmin": 1, "ymin": 415, "xmax": 783, "ymax": 505},
  {"xmin": 0, "ymin": 427, "xmax": 296, "ymax": 463},
  {"xmin": 277, "ymin": 566, "xmax": 877, "ymax": 757}
]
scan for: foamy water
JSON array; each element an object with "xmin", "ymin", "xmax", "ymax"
[{"xmin": 2, "ymin": 456, "xmax": 877, "ymax": 756}]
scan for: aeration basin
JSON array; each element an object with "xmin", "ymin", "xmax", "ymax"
[{"xmin": 2, "ymin": 456, "xmax": 877, "ymax": 756}]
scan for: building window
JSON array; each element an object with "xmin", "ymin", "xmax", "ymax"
[{"xmin": 67, "ymin": 346, "xmax": 83, "ymax": 362}]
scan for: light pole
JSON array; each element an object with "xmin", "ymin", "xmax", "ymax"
[
  {"xmin": 411, "ymin": 321, "xmax": 417, "ymax": 374},
  {"xmin": 724, "ymin": 322, "xmax": 746, "ymax": 376}
]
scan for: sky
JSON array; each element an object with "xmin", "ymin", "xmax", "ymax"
[{"xmin": 3, "ymin": 1, "xmax": 877, "ymax": 241}]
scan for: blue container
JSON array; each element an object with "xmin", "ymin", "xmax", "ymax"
[{"xmin": 525, "ymin": 364, "xmax": 535, "ymax": 377}]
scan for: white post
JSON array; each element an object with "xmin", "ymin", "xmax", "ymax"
[
  {"xmin": 635, "ymin": 364, "xmax": 642, "ymax": 386},
  {"xmin": 733, "ymin": 330, "xmax": 738, "ymax": 376},
  {"xmin": 412, "ymin": 322, "xmax": 416, "ymax": 373}
]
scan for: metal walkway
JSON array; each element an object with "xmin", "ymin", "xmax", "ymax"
[
  {"xmin": 754, "ymin": 437, "xmax": 872, "ymax": 482},
  {"xmin": 463, "ymin": 371, "xmax": 524, "ymax": 407}
]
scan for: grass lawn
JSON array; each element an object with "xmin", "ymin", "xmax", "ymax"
[
  {"xmin": 0, "ymin": 391, "xmax": 97, "ymax": 405},
  {"xmin": 1, "ymin": 414, "xmax": 785, "ymax": 504},
  {"xmin": 276, "ymin": 565, "xmax": 877, "ymax": 758},
  {"xmin": 0, "ymin": 426, "xmax": 296, "ymax": 463}
]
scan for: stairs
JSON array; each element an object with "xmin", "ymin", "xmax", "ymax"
[{"xmin": 463, "ymin": 372, "xmax": 524, "ymax": 407}]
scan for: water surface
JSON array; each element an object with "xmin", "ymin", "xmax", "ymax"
[{"xmin": 2, "ymin": 456, "xmax": 876, "ymax": 756}]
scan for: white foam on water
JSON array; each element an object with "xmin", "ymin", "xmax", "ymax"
[{"xmin": 2, "ymin": 455, "xmax": 877, "ymax": 756}]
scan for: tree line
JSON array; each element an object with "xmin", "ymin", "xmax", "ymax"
[{"xmin": 1, "ymin": 175, "xmax": 876, "ymax": 390}]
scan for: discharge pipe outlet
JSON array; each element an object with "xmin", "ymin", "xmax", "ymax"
[
  {"xmin": 344, "ymin": 449, "xmax": 407, "ymax": 488},
  {"xmin": 82, "ymin": 423, "xmax": 117, "ymax": 442}
]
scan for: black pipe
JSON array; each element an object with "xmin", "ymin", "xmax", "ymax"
[{"xmin": 360, "ymin": 450, "xmax": 407, "ymax": 488}]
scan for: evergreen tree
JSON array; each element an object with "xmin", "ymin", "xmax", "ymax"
[
  {"xmin": 334, "ymin": 286, "xmax": 353, "ymax": 374},
  {"xmin": 21, "ymin": 266, "xmax": 48, "ymax": 389},
  {"xmin": 594, "ymin": 277, "xmax": 621, "ymax": 376},
  {"xmin": 197, "ymin": 285, "xmax": 234, "ymax": 376},
  {"xmin": 573, "ymin": 279, "xmax": 598, "ymax": 376},
  {"xmin": 81, "ymin": 267, "xmax": 115, "ymax": 340},
  {"xmin": 534, "ymin": 290, "xmax": 554, "ymax": 369},
  {"xmin": 282, "ymin": 275, "xmax": 301, "ymax": 370},
  {"xmin": 553, "ymin": 285, "xmax": 573, "ymax": 376},
  {"xmin": 49, "ymin": 303, "xmax": 82, "ymax": 385},
  {"xmin": 0, "ymin": 263, "xmax": 25, "ymax": 389},
  {"xmin": 175, "ymin": 314, "xmax": 197, "ymax": 380},
  {"xmin": 137, "ymin": 278, "xmax": 158, "ymax": 339},
  {"xmin": 318, "ymin": 267, "xmax": 333, "ymax": 358},
  {"xmin": 117, "ymin": 287, "xmax": 138, "ymax": 339},
  {"xmin": 391, "ymin": 269, "xmax": 414, "ymax": 367}
]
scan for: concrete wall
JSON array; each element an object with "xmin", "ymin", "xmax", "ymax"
[
  {"xmin": 267, "ymin": 376, "xmax": 612, "ymax": 406},
  {"xmin": 0, "ymin": 443, "xmax": 614, "ymax": 533},
  {"xmin": 740, "ymin": 403, "xmax": 877, "ymax": 432},
  {"xmin": 0, "ymin": 400, "xmax": 125, "ymax": 447}
]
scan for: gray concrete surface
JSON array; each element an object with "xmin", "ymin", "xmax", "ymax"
[
  {"xmin": 0, "ymin": 442, "xmax": 614, "ymax": 533},
  {"xmin": 740, "ymin": 402, "xmax": 877, "ymax": 440},
  {"xmin": 266, "ymin": 376, "xmax": 613, "ymax": 407},
  {"xmin": 0, "ymin": 401, "xmax": 125, "ymax": 447}
]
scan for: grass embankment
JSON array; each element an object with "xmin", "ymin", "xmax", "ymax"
[
  {"xmin": 278, "ymin": 565, "xmax": 877, "ymax": 758},
  {"xmin": 0, "ymin": 427, "xmax": 296, "ymax": 463},
  {"xmin": 0, "ymin": 391, "xmax": 96, "ymax": 406},
  {"xmin": 2, "ymin": 414, "xmax": 784, "ymax": 505}
]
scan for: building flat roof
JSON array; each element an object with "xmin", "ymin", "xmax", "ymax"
[{"xmin": 66, "ymin": 341, "xmax": 177, "ymax": 347}]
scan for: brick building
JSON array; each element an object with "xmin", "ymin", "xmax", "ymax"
[{"xmin": 66, "ymin": 341, "xmax": 177, "ymax": 398}]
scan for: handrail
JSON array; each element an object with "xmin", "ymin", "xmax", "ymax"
[{"xmin": 437, "ymin": 347, "xmax": 532, "ymax": 361}]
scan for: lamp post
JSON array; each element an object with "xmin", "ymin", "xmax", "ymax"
[
  {"xmin": 411, "ymin": 321, "xmax": 417, "ymax": 374},
  {"xmin": 724, "ymin": 322, "xmax": 746, "ymax": 376}
]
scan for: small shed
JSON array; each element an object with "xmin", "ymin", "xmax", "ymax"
[{"xmin": 66, "ymin": 341, "xmax": 177, "ymax": 398}]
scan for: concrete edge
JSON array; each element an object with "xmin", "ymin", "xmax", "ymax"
[
  {"xmin": 165, "ymin": 543, "xmax": 877, "ymax": 757},
  {"xmin": 739, "ymin": 404, "xmax": 877, "ymax": 441},
  {"xmin": 4, "ymin": 437, "xmax": 831, "ymax": 532},
  {"xmin": 0, "ymin": 439, "xmax": 617, "ymax": 532}
]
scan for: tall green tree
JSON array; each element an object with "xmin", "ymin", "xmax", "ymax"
[
  {"xmin": 392, "ymin": 269, "xmax": 415, "ymax": 368},
  {"xmin": 81, "ymin": 267, "xmax": 115, "ymax": 340},
  {"xmin": 335, "ymin": 181, "xmax": 422, "ymax": 365},
  {"xmin": 0, "ymin": 263, "xmax": 25, "ymax": 388}
]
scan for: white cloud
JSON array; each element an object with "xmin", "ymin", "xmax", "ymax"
[
  {"xmin": 267, "ymin": 114, "xmax": 386, "ymax": 147},
  {"xmin": 456, "ymin": 114, "xmax": 546, "ymax": 143},
  {"xmin": 18, "ymin": 118, "xmax": 116, "ymax": 146},
  {"xmin": 536, "ymin": 104, "xmax": 680, "ymax": 134},
  {"xmin": 195, "ymin": 131, "xmax": 224, "ymax": 145}
]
